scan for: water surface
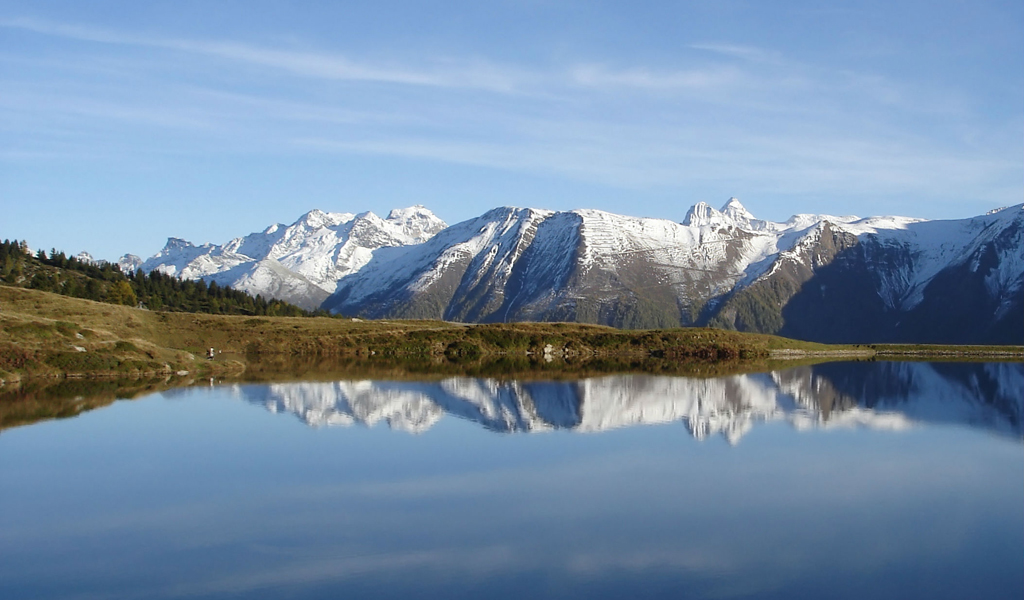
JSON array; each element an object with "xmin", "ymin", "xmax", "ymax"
[{"xmin": 1, "ymin": 361, "xmax": 1021, "ymax": 599}]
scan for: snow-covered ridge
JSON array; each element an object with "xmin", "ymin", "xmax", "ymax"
[
  {"xmin": 829, "ymin": 203, "xmax": 1023, "ymax": 311},
  {"xmin": 133, "ymin": 205, "xmax": 446, "ymax": 309},
  {"xmin": 327, "ymin": 199, "xmax": 798, "ymax": 318},
  {"xmin": 74, "ymin": 251, "xmax": 97, "ymax": 265},
  {"xmin": 327, "ymin": 198, "xmax": 1022, "ymax": 327},
  {"xmin": 231, "ymin": 363, "xmax": 1024, "ymax": 443},
  {"xmin": 125, "ymin": 199, "xmax": 1022, "ymax": 333}
]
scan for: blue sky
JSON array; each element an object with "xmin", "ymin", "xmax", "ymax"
[{"xmin": 1, "ymin": 0, "xmax": 1021, "ymax": 261}]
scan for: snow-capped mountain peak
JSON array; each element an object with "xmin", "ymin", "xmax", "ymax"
[
  {"xmin": 74, "ymin": 251, "xmax": 96, "ymax": 265},
  {"xmin": 682, "ymin": 201, "xmax": 717, "ymax": 227},
  {"xmin": 721, "ymin": 197, "xmax": 754, "ymax": 222},
  {"xmin": 117, "ymin": 254, "xmax": 143, "ymax": 273},
  {"xmin": 161, "ymin": 237, "xmax": 198, "ymax": 252},
  {"xmin": 386, "ymin": 205, "xmax": 447, "ymax": 243},
  {"xmin": 137, "ymin": 206, "xmax": 448, "ymax": 309},
  {"xmin": 129, "ymin": 200, "xmax": 1022, "ymax": 344},
  {"xmin": 297, "ymin": 208, "xmax": 352, "ymax": 230},
  {"xmin": 683, "ymin": 197, "xmax": 763, "ymax": 230}
]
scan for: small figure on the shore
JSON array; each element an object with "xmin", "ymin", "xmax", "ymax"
[{"xmin": 207, "ymin": 347, "xmax": 215, "ymax": 360}]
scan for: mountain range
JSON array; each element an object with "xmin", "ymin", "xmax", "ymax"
[{"xmin": 118, "ymin": 199, "xmax": 1024, "ymax": 344}]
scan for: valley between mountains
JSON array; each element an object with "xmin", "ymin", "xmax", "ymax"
[{"xmin": 117, "ymin": 199, "xmax": 1024, "ymax": 345}]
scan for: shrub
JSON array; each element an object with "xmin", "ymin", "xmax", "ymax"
[
  {"xmin": 54, "ymin": 321, "xmax": 80, "ymax": 336},
  {"xmin": 113, "ymin": 341, "xmax": 140, "ymax": 353},
  {"xmin": 444, "ymin": 341, "xmax": 482, "ymax": 360},
  {"xmin": 44, "ymin": 352, "xmax": 120, "ymax": 372},
  {"xmin": 0, "ymin": 343, "xmax": 33, "ymax": 370},
  {"xmin": 4, "ymin": 322, "xmax": 55, "ymax": 338}
]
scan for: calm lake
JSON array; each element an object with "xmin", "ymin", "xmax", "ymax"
[{"xmin": 1, "ymin": 361, "xmax": 1022, "ymax": 599}]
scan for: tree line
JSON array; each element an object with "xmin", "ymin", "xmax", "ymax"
[{"xmin": 1, "ymin": 239, "xmax": 327, "ymax": 317}]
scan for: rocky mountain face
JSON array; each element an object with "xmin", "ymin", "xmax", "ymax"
[
  {"xmin": 708, "ymin": 205, "xmax": 1024, "ymax": 344},
  {"xmin": 130, "ymin": 200, "xmax": 1024, "ymax": 344},
  {"xmin": 232, "ymin": 362, "xmax": 1024, "ymax": 442}
]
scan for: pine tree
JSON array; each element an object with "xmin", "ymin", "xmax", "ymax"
[{"xmin": 107, "ymin": 280, "xmax": 138, "ymax": 306}]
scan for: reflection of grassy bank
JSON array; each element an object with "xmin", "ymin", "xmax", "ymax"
[
  {"xmin": 0, "ymin": 375, "xmax": 197, "ymax": 431},
  {"xmin": 238, "ymin": 353, "xmax": 849, "ymax": 383},
  {"xmin": 6, "ymin": 348, "xmax": 1020, "ymax": 432},
  {"xmin": 0, "ymin": 353, "xmax": 859, "ymax": 431},
  {"xmin": 869, "ymin": 344, "xmax": 1024, "ymax": 359}
]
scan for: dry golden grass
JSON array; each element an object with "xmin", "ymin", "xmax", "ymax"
[{"xmin": 4, "ymin": 284, "xmax": 1016, "ymax": 384}]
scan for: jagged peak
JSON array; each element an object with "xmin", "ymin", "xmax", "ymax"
[
  {"xmin": 299, "ymin": 208, "xmax": 326, "ymax": 223},
  {"xmin": 986, "ymin": 203, "xmax": 1024, "ymax": 218},
  {"xmin": 295, "ymin": 208, "xmax": 352, "ymax": 230},
  {"xmin": 683, "ymin": 198, "xmax": 770, "ymax": 230},
  {"xmin": 483, "ymin": 205, "xmax": 523, "ymax": 217},
  {"xmin": 683, "ymin": 201, "xmax": 719, "ymax": 226},
  {"xmin": 353, "ymin": 210, "xmax": 383, "ymax": 223},
  {"xmin": 117, "ymin": 253, "xmax": 142, "ymax": 269},
  {"xmin": 162, "ymin": 237, "xmax": 195, "ymax": 250},
  {"xmin": 720, "ymin": 197, "xmax": 755, "ymax": 221},
  {"xmin": 720, "ymin": 197, "xmax": 744, "ymax": 211},
  {"xmin": 464, "ymin": 206, "xmax": 534, "ymax": 225},
  {"xmin": 387, "ymin": 205, "xmax": 436, "ymax": 221},
  {"xmin": 392, "ymin": 207, "xmax": 448, "ymax": 242}
]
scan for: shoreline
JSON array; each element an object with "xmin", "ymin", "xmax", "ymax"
[{"xmin": 2, "ymin": 286, "xmax": 1021, "ymax": 385}]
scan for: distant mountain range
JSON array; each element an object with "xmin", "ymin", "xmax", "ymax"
[
  {"xmin": 118, "ymin": 199, "xmax": 1024, "ymax": 344},
  {"xmin": 231, "ymin": 362, "xmax": 1024, "ymax": 443}
]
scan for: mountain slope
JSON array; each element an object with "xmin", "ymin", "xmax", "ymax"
[
  {"xmin": 324, "ymin": 201, "xmax": 798, "ymax": 327},
  {"xmin": 323, "ymin": 200, "xmax": 1022, "ymax": 343},
  {"xmin": 712, "ymin": 205, "xmax": 1024, "ymax": 344},
  {"xmin": 131, "ymin": 200, "xmax": 1023, "ymax": 343}
]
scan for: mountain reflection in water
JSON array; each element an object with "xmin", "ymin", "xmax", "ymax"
[
  {"xmin": 2, "ymin": 360, "xmax": 1022, "ymax": 600},
  {"xmin": 234, "ymin": 362, "xmax": 1024, "ymax": 442}
]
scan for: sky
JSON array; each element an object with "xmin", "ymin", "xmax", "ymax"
[{"xmin": 1, "ymin": 0, "xmax": 1021, "ymax": 261}]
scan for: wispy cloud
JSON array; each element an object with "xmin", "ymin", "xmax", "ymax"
[
  {"xmin": 2, "ymin": 15, "xmax": 1019, "ymax": 218},
  {"xmin": 570, "ymin": 64, "xmax": 741, "ymax": 90},
  {"xmin": 689, "ymin": 42, "xmax": 784, "ymax": 64},
  {"xmin": 0, "ymin": 18, "xmax": 766, "ymax": 97},
  {"xmin": 0, "ymin": 17, "xmax": 529, "ymax": 92},
  {"xmin": 293, "ymin": 124, "xmax": 1019, "ymax": 204},
  {"xmin": 0, "ymin": 89, "xmax": 216, "ymax": 130}
]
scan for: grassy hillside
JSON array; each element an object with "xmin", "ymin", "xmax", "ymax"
[
  {"xmin": 1, "ymin": 285, "xmax": 865, "ymax": 383},
  {"xmin": 5, "ymin": 284, "xmax": 1018, "ymax": 385},
  {"xmin": 4, "ymin": 284, "xmax": 1020, "ymax": 432}
]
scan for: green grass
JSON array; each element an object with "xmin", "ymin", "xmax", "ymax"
[
  {"xmin": 3, "ymin": 284, "xmax": 1020, "ymax": 432},
  {"xmin": 2, "ymin": 284, "xmax": 1019, "ymax": 384}
]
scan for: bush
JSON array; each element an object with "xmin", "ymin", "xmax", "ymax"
[
  {"xmin": 0, "ymin": 343, "xmax": 34, "ymax": 370},
  {"xmin": 4, "ymin": 322, "xmax": 55, "ymax": 339},
  {"xmin": 44, "ymin": 352, "xmax": 120, "ymax": 371},
  {"xmin": 113, "ymin": 341, "xmax": 140, "ymax": 353},
  {"xmin": 444, "ymin": 341, "xmax": 482, "ymax": 360},
  {"xmin": 54, "ymin": 321, "xmax": 80, "ymax": 336}
]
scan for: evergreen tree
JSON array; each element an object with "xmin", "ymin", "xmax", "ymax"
[{"xmin": 107, "ymin": 280, "xmax": 138, "ymax": 306}]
